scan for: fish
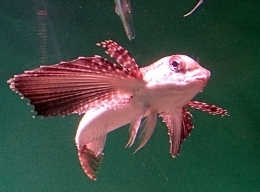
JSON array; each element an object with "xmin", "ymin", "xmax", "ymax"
[
  {"xmin": 113, "ymin": 0, "xmax": 202, "ymax": 40},
  {"xmin": 184, "ymin": 0, "xmax": 204, "ymax": 17},
  {"xmin": 114, "ymin": 0, "xmax": 135, "ymax": 41},
  {"xmin": 8, "ymin": 40, "xmax": 228, "ymax": 180}
]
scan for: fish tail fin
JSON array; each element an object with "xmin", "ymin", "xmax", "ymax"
[{"xmin": 78, "ymin": 146, "xmax": 103, "ymax": 181}]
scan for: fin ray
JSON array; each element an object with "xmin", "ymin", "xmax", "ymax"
[
  {"xmin": 78, "ymin": 146, "xmax": 103, "ymax": 181},
  {"xmin": 134, "ymin": 111, "xmax": 157, "ymax": 153},
  {"xmin": 125, "ymin": 106, "xmax": 148, "ymax": 148},
  {"xmin": 188, "ymin": 101, "xmax": 229, "ymax": 116},
  {"xmin": 97, "ymin": 40, "xmax": 142, "ymax": 79},
  {"xmin": 8, "ymin": 56, "xmax": 141, "ymax": 116},
  {"xmin": 160, "ymin": 107, "xmax": 194, "ymax": 158}
]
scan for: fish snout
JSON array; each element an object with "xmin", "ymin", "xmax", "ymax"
[
  {"xmin": 196, "ymin": 68, "xmax": 211, "ymax": 85},
  {"xmin": 204, "ymin": 68, "xmax": 211, "ymax": 81}
]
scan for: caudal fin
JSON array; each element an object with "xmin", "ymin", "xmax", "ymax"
[{"xmin": 78, "ymin": 146, "xmax": 103, "ymax": 181}]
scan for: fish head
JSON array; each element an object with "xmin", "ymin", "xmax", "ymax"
[
  {"xmin": 167, "ymin": 54, "xmax": 210, "ymax": 88},
  {"xmin": 141, "ymin": 55, "xmax": 211, "ymax": 110}
]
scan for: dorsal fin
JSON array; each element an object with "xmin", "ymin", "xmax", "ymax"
[{"xmin": 97, "ymin": 40, "xmax": 142, "ymax": 79}]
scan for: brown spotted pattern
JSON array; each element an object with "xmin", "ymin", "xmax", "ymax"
[
  {"xmin": 97, "ymin": 40, "xmax": 143, "ymax": 79},
  {"xmin": 160, "ymin": 107, "xmax": 194, "ymax": 157},
  {"xmin": 78, "ymin": 146, "xmax": 103, "ymax": 181},
  {"xmin": 160, "ymin": 102, "xmax": 228, "ymax": 158},
  {"xmin": 187, "ymin": 101, "xmax": 229, "ymax": 116}
]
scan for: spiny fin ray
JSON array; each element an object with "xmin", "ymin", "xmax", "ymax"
[
  {"xmin": 97, "ymin": 40, "xmax": 143, "ymax": 79},
  {"xmin": 8, "ymin": 56, "xmax": 137, "ymax": 116},
  {"xmin": 78, "ymin": 146, "xmax": 103, "ymax": 181}
]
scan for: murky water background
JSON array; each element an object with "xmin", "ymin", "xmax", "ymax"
[{"xmin": 1, "ymin": 0, "xmax": 259, "ymax": 191}]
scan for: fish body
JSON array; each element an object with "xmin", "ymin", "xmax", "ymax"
[
  {"xmin": 113, "ymin": 0, "xmax": 203, "ymax": 40},
  {"xmin": 8, "ymin": 40, "xmax": 228, "ymax": 181},
  {"xmin": 114, "ymin": 0, "xmax": 135, "ymax": 40},
  {"xmin": 184, "ymin": 0, "xmax": 204, "ymax": 17},
  {"xmin": 76, "ymin": 54, "xmax": 209, "ymax": 147}
]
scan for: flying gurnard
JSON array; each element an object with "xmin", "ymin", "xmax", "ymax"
[{"xmin": 8, "ymin": 40, "xmax": 228, "ymax": 180}]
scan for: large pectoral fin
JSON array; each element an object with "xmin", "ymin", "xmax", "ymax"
[
  {"xmin": 8, "ymin": 56, "xmax": 140, "ymax": 116},
  {"xmin": 160, "ymin": 108, "xmax": 193, "ymax": 158}
]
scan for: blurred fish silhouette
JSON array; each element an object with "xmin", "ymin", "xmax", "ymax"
[
  {"xmin": 114, "ymin": 0, "xmax": 203, "ymax": 40},
  {"xmin": 114, "ymin": 0, "xmax": 135, "ymax": 40},
  {"xmin": 8, "ymin": 40, "xmax": 228, "ymax": 180},
  {"xmin": 184, "ymin": 0, "xmax": 203, "ymax": 17}
]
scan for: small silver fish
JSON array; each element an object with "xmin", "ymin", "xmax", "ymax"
[
  {"xmin": 8, "ymin": 40, "xmax": 228, "ymax": 180},
  {"xmin": 113, "ymin": 0, "xmax": 202, "ymax": 40},
  {"xmin": 184, "ymin": 0, "xmax": 204, "ymax": 17},
  {"xmin": 114, "ymin": 0, "xmax": 135, "ymax": 40}
]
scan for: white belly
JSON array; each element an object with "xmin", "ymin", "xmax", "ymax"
[{"xmin": 75, "ymin": 100, "xmax": 145, "ymax": 149}]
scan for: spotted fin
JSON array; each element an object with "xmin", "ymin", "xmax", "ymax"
[
  {"xmin": 182, "ymin": 107, "xmax": 194, "ymax": 140},
  {"xmin": 160, "ymin": 108, "xmax": 194, "ymax": 158},
  {"xmin": 8, "ymin": 56, "xmax": 144, "ymax": 116},
  {"xmin": 187, "ymin": 101, "xmax": 229, "ymax": 116},
  {"xmin": 77, "ymin": 125, "xmax": 107, "ymax": 180},
  {"xmin": 97, "ymin": 40, "xmax": 142, "ymax": 79},
  {"xmin": 78, "ymin": 146, "xmax": 103, "ymax": 181}
]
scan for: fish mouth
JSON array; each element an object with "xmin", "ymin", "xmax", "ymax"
[
  {"xmin": 195, "ymin": 77, "xmax": 209, "ymax": 88},
  {"xmin": 195, "ymin": 70, "xmax": 210, "ymax": 85},
  {"xmin": 196, "ymin": 77, "xmax": 208, "ymax": 84}
]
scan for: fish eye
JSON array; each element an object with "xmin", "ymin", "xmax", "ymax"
[{"xmin": 169, "ymin": 60, "xmax": 181, "ymax": 71}]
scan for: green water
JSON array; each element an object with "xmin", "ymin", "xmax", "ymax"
[{"xmin": 1, "ymin": 0, "xmax": 259, "ymax": 191}]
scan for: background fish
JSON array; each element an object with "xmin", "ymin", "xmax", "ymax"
[
  {"xmin": 8, "ymin": 40, "xmax": 228, "ymax": 180},
  {"xmin": 114, "ymin": 0, "xmax": 135, "ymax": 40},
  {"xmin": 184, "ymin": 0, "xmax": 204, "ymax": 17}
]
